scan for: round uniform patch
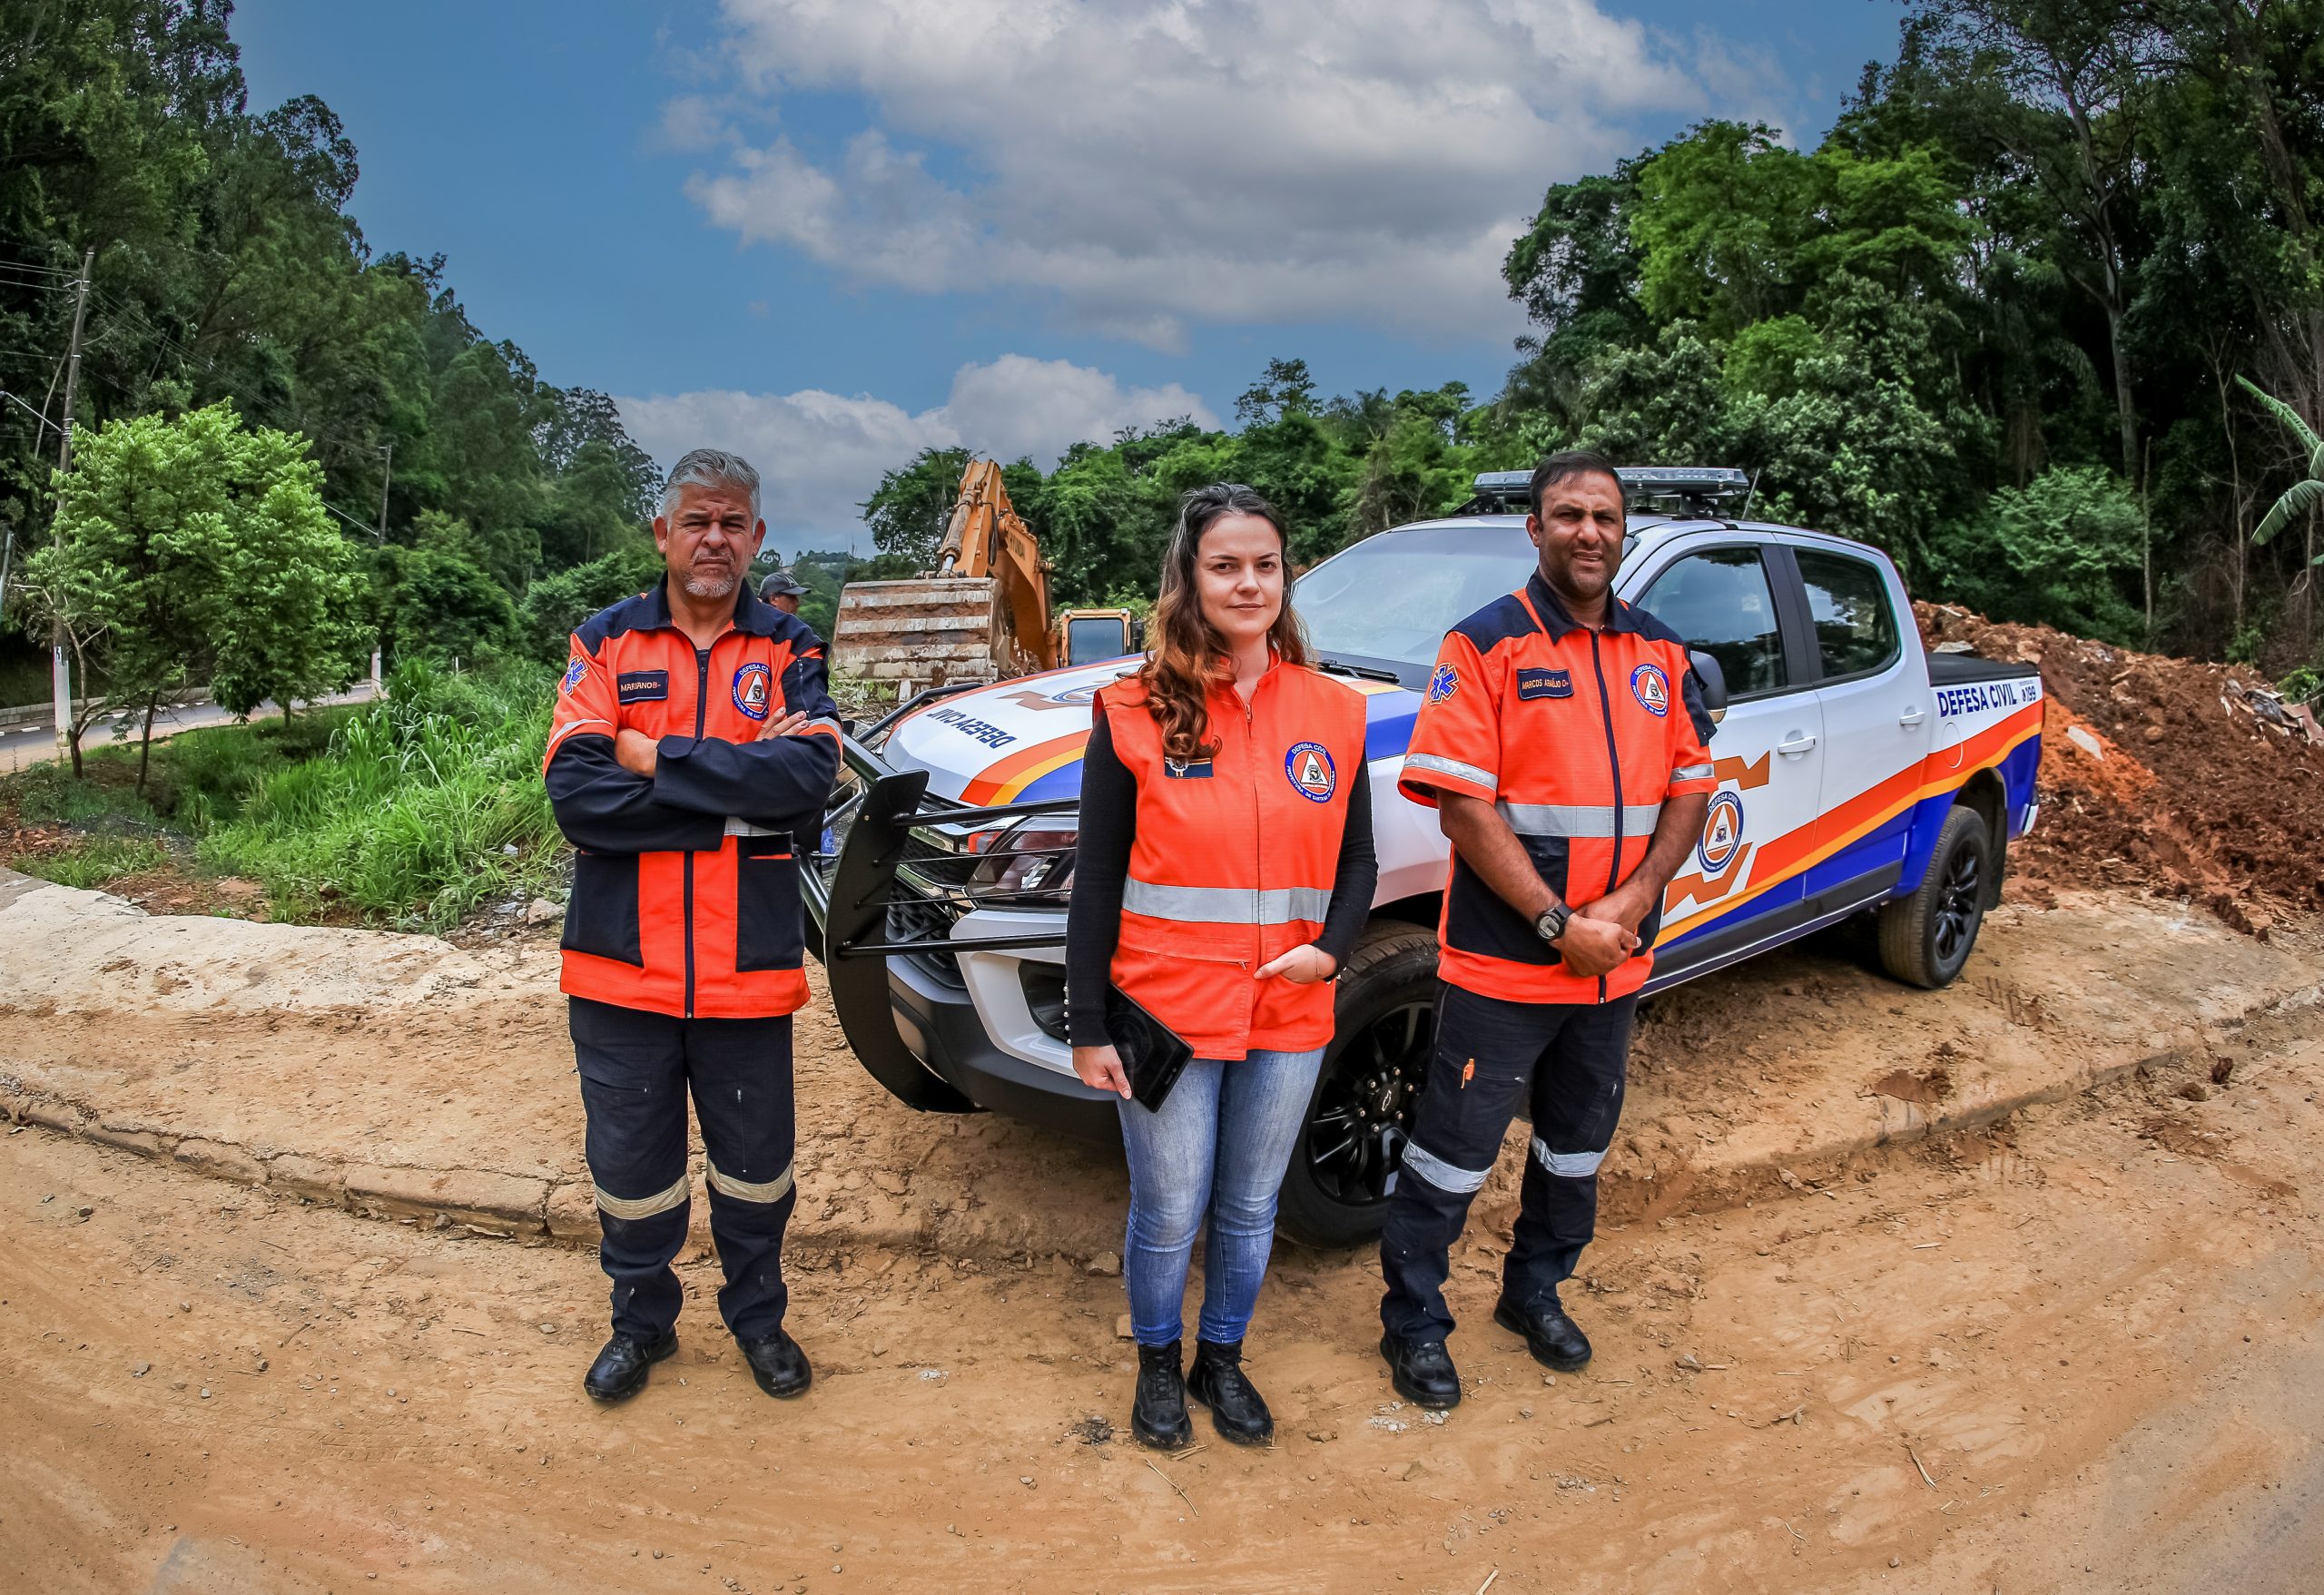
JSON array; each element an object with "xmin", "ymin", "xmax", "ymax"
[
  {"xmin": 1428, "ymin": 664, "xmax": 1459, "ymax": 704},
  {"xmin": 561, "ymin": 658, "xmax": 587, "ymax": 694},
  {"xmin": 1285, "ymin": 741, "xmax": 1337, "ymax": 802},
  {"xmin": 1630, "ymin": 662, "xmax": 1670, "ymax": 717},
  {"xmin": 732, "ymin": 661, "xmax": 773, "ymax": 721},
  {"xmin": 1697, "ymin": 791, "xmax": 1745, "ymax": 872}
]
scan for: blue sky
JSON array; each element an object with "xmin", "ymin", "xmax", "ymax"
[{"xmin": 234, "ymin": 0, "xmax": 1905, "ymax": 547}]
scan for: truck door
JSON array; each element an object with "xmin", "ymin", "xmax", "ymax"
[
  {"xmin": 1632, "ymin": 542, "xmax": 1824, "ymax": 981},
  {"xmin": 1789, "ymin": 545, "xmax": 1935, "ymax": 909}
]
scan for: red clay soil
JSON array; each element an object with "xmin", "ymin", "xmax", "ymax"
[{"xmin": 1916, "ymin": 602, "xmax": 2324, "ymax": 932}]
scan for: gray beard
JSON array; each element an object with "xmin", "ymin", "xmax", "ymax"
[{"xmin": 682, "ymin": 567, "xmax": 738, "ymax": 600}]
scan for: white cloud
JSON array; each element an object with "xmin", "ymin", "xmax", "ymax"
[
  {"xmin": 616, "ymin": 355, "xmax": 1216, "ymax": 550},
  {"xmin": 679, "ymin": 0, "xmax": 1776, "ymax": 345}
]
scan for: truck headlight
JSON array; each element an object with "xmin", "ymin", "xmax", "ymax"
[{"xmin": 966, "ymin": 818, "xmax": 1078, "ymax": 900}]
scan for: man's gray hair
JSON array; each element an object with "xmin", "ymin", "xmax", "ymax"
[{"xmin": 660, "ymin": 448, "xmax": 762, "ymax": 521}]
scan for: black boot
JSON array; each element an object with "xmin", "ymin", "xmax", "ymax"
[
  {"xmin": 1378, "ymin": 1331, "xmax": 1462, "ymax": 1410},
  {"xmin": 1130, "ymin": 1339, "xmax": 1194, "ymax": 1451},
  {"xmin": 737, "ymin": 1328, "xmax": 812, "ymax": 1399},
  {"xmin": 1492, "ymin": 1291, "xmax": 1592, "ymax": 1372},
  {"xmin": 584, "ymin": 1327, "xmax": 677, "ymax": 1403},
  {"xmin": 1187, "ymin": 1339, "xmax": 1274, "ymax": 1446}
]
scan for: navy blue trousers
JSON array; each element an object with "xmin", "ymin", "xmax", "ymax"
[
  {"xmin": 1379, "ymin": 982, "xmax": 1636, "ymax": 1342},
  {"xmin": 569, "ymin": 997, "xmax": 797, "ymax": 1342}
]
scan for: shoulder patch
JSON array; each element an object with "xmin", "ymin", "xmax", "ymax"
[
  {"xmin": 561, "ymin": 658, "xmax": 587, "ymax": 694},
  {"xmin": 1428, "ymin": 663, "xmax": 1459, "ymax": 703}
]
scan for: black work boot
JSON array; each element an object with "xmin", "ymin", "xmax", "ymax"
[
  {"xmin": 1130, "ymin": 1338, "xmax": 1194, "ymax": 1451},
  {"xmin": 1378, "ymin": 1331, "xmax": 1462, "ymax": 1410},
  {"xmin": 1492, "ymin": 1291, "xmax": 1593, "ymax": 1372},
  {"xmin": 737, "ymin": 1327, "xmax": 812, "ymax": 1399},
  {"xmin": 1186, "ymin": 1339, "xmax": 1274, "ymax": 1446},
  {"xmin": 584, "ymin": 1327, "xmax": 677, "ymax": 1403}
]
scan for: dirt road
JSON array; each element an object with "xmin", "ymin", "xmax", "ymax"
[{"xmin": 5, "ymin": 983, "xmax": 2319, "ymax": 1593}]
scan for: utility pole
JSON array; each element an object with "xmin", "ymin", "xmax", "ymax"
[
  {"xmin": 375, "ymin": 439, "xmax": 392, "ymax": 542},
  {"xmin": 50, "ymin": 247, "xmax": 94, "ymax": 770}
]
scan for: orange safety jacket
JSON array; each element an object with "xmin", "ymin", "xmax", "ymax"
[
  {"xmin": 543, "ymin": 579, "xmax": 842, "ymax": 1019},
  {"xmin": 1399, "ymin": 572, "xmax": 1716, "ymax": 1005},
  {"xmin": 1098, "ymin": 663, "xmax": 1368, "ymax": 1059}
]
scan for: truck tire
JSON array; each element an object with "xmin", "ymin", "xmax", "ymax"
[
  {"xmin": 1878, "ymin": 803, "xmax": 1992, "ymax": 989},
  {"xmin": 1275, "ymin": 921, "xmax": 1441, "ymax": 1249}
]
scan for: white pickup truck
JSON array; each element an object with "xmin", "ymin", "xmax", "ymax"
[{"xmin": 805, "ymin": 468, "xmax": 2044, "ymax": 1245}]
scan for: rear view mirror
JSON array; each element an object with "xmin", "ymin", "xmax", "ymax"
[{"xmin": 1688, "ymin": 649, "xmax": 1728, "ymax": 724}]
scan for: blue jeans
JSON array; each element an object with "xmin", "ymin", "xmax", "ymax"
[{"xmin": 1116, "ymin": 1047, "xmax": 1324, "ymax": 1348}]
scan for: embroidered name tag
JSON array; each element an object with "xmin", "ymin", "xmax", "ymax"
[
  {"xmin": 1163, "ymin": 757, "xmax": 1214, "ymax": 779},
  {"xmin": 1517, "ymin": 667, "xmax": 1572, "ymax": 700},
  {"xmin": 617, "ymin": 670, "xmax": 670, "ymax": 704}
]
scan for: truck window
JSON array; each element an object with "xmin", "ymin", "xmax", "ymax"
[
  {"xmin": 1638, "ymin": 547, "xmax": 1788, "ymax": 696},
  {"xmin": 1795, "ymin": 549, "xmax": 1900, "ymax": 680}
]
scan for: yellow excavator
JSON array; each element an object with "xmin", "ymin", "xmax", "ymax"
[{"xmin": 831, "ymin": 458, "xmax": 1137, "ymax": 687}]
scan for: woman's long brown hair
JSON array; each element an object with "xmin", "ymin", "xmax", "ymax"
[{"xmin": 1137, "ymin": 483, "xmax": 1311, "ymax": 762}]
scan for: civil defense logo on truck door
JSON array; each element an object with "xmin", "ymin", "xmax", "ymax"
[
  {"xmin": 733, "ymin": 662, "xmax": 772, "ymax": 721},
  {"xmin": 1696, "ymin": 792, "xmax": 1745, "ymax": 872},
  {"xmin": 1630, "ymin": 662, "xmax": 1670, "ymax": 717},
  {"xmin": 1285, "ymin": 742, "xmax": 1337, "ymax": 802}
]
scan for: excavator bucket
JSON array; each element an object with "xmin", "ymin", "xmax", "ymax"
[{"xmin": 830, "ymin": 576, "xmax": 1011, "ymax": 686}]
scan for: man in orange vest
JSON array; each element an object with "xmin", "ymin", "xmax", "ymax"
[
  {"xmin": 1379, "ymin": 450, "xmax": 1716, "ymax": 1410},
  {"xmin": 544, "ymin": 448, "xmax": 841, "ymax": 1404}
]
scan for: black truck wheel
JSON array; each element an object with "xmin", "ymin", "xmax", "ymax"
[
  {"xmin": 1878, "ymin": 803, "xmax": 1992, "ymax": 989},
  {"xmin": 1275, "ymin": 921, "xmax": 1440, "ymax": 1249}
]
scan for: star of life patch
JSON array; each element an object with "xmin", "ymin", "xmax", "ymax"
[
  {"xmin": 1428, "ymin": 664, "xmax": 1459, "ymax": 703},
  {"xmin": 561, "ymin": 658, "xmax": 587, "ymax": 694}
]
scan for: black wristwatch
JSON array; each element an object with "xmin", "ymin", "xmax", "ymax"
[{"xmin": 1534, "ymin": 904, "xmax": 1571, "ymax": 945}]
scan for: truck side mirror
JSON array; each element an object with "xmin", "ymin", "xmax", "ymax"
[
  {"xmin": 1130, "ymin": 618, "xmax": 1147, "ymax": 652},
  {"xmin": 1688, "ymin": 649, "xmax": 1728, "ymax": 725}
]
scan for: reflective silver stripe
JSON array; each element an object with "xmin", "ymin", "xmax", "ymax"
[
  {"xmin": 1401, "ymin": 752, "xmax": 1496, "ymax": 791},
  {"xmin": 1496, "ymin": 801, "xmax": 1663, "ymax": 839},
  {"xmin": 803, "ymin": 716, "xmax": 842, "ymax": 736},
  {"xmin": 1120, "ymin": 879, "xmax": 1333, "ymax": 926},
  {"xmin": 545, "ymin": 717, "xmax": 613, "ymax": 756},
  {"xmin": 724, "ymin": 817, "xmax": 789, "ymax": 836},
  {"xmin": 1400, "ymin": 1141, "xmax": 1492, "ymax": 1195},
  {"xmin": 1671, "ymin": 763, "xmax": 1715, "ymax": 783},
  {"xmin": 706, "ymin": 1159, "xmax": 795, "ymax": 1205},
  {"xmin": 1531, "ymin": 1137, "xmax": 1606, "ymax": 1177},
  {"xmin": 595, "ymin": 1172, "xmax": 690, "ymax": 1220}
]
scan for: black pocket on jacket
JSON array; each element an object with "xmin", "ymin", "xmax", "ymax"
[
  {"xmin": 563, "ymin": 852, "xmax": 644, "ymax": 966},
  {"xmin": 734, "ymin": 833, "xmax": 803, "ymax": 972}
]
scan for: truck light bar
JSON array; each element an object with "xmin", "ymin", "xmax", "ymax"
[{"xmin": 1462, "ymin": 466, "xmax": 1752, "ymax": 515}]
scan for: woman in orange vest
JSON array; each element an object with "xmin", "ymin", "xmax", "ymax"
[{"xmin": 1068, "ymin": 483, "xmax": 1377, "ymax": 1450}]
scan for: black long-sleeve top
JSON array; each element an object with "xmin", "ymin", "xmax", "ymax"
[{"xmin": 1065, "ymin": 713, "xmax": 1377, "ymax": 1049}]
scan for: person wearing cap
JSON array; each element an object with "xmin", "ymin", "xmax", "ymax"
[
  {"xmin": 759, "ymin": 569, "xmax": 809, "ymax": 615},
  {"xmin": 544, "ymin": 448, "xmax": 842, "ymax": 1406},
  {"xmin": 1376, "ymin": 449, "xmax": 1715, "ymax": 1411}
]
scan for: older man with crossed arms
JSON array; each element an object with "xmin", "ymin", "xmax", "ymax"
[{"xmin": 544, "ymin": 448, "xmax": 841, "ymax": 1404}]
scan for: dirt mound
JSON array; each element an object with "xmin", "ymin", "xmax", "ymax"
[{"xmin": 1916, "ymin": 603, "xmax": 2324, "ymax": 931}]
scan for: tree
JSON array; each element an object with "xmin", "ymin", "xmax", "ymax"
[
  {"xmin": 2240, "ymin": 378, "xmax": 2324, "ymax": 628},
  {"xmin": 25, "ymin": 401, "xmax": 361, "ymax": 773},
  {"xmin": 371, "ymin": 515, "xmax": 518, "ymax": 668},
  {"xmin": 1928, "ymin": 465, "xmax": 2146, "ymax": 641},
  {"xmin": 860, "ymin": 446, "xmax": 972, "ymax": 568}
]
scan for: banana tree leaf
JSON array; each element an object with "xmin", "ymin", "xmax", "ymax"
[
  {"xmin": 2240, "ymin": 376, "xmax": 2323, "ymax": 458},
  {"xmin": 2253, "ymin": 477, "xmax": 2323, "ymax": 546}
]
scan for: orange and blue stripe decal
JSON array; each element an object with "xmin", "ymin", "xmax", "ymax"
[
  {"xmin": 959, "ymin": 732, "xmax": 1090, "ymax": 805},
  {"xmin": 1654, "ymin": 699, "xmax": 2043, "ymax": 947}
]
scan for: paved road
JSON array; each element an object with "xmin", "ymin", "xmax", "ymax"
[{"xmin": 0, "ymin": 682, "xmax": 379, "ymax": 774}]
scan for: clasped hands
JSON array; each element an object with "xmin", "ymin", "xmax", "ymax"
[
  {"xmin": 613, "ymin": 708, "xmax": 814, "ymax": 779},
  {"xmin": 1554, "ymin": 879, "xmax": 1655, "ymax": 978}
]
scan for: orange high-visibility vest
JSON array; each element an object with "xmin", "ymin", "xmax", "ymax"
[{"xmin": 1098, "ymin": 663, "xmax": 1367, "ymax": 1059}]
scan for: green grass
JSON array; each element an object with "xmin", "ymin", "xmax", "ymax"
[
  {"xmin": 8, "ymin": 834, "xmax": 171, "ymax": 890},
  {"xmin": 196, "ymin": 659, "xmax": 565, "ymax": 929}
]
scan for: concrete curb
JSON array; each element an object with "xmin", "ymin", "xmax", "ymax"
[{"xmin": 10, "ymin": 976, "xmax": 2317, "ymax": 1257}]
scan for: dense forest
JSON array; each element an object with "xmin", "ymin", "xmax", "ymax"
[
  {"xmin": 867, "ymin": 1, "xmax": 2324, "ymax": 680},
  {"xmin": 0, "ymin": 0, "xmax": 666, "ymax": 714},
  {"xmin": 3, "ymin": 0, "xmax": 2320, "ymax": 727}
]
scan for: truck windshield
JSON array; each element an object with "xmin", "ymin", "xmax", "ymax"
[{"xmin": 1296, "ymin": 521, "xmax": 1538, "ymax": 674}]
